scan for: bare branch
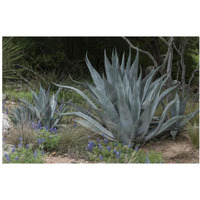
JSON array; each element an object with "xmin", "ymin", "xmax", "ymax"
[
  {"xmin": 188, "ymin": 64, "xmax": 199, "ymax": 87},
  {"xmin": 122, "ymin": 37, "xmax": 158, "ymax": 67},
  {"xmin": 176, "ymin": 61, "xmax": 181, "ymax": 81},
  {"xmin": 159, "ymin": 37, "xmax": 169, "ymax": 46}
]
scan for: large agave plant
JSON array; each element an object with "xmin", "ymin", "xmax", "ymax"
[
  {"xmin": 13, "ymin": 85, "xmax": 67, "ymax": 128},
  {"xmin": 54, "ymin": 50, "xmax": 197, "ymax": 146}
]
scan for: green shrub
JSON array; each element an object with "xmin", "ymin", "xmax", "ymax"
[
  {"xmin": 3, "ymin": 145, "xmax": 45, "ymax": 164},
  {"xmin": 86, "ymin": 139, "xmax": 163, "ymax": 163},
  {"xmin": 37, "ymin": 128, "xmax": 61, "ymax": 152}
]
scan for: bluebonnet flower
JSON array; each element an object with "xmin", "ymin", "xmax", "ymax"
[
  {"xmin": 122, "ymin": 142, "xmax": 125, "ymax": 146},
  {"xmin": 50, "ymin": 127, "xmax": 54, "ymax": 133},
  {"xmin": 107, "ymin": 146, "xmax": 111, "ymax": 152},
  {"xmin": 41, "ymin": 138, "xmax": 45, "ymax": 142},
  {"xmin": 26, "ymin": 144, "xmax": 29, "ymax": 149},
  {"xmin": 87, "ymin": 143, "xmax": 93, "ymax": 152},
  {"xmin": 97, "ymin": 138, "xmax": 100, "ymax": 143},
  {"xmin": 35, "ymin": 124, "xmax": 38, "ymax": 130},
  {"xmin": 88, "ymin": 135, "xmax": 90, "ymax": 139},
  {"xmin": 114, "ymin": 149, "xmax": 117, "ymax": 154},
  {"xmin": 42, "ymin": 133, "xmax": 45, "ymax": 136},
  {"xmin": 34, "ymin": 150, "xmax": 37, "ymax": 158},
  {"xmin": 104, "ymin": 138, "xmax": 108, "ymax": 145},
  {"xmin": 37, "ymin": 122, "xmax": 42, "ymax": 129},
  {"xmin": 2, "ymin": 138, "xmax": 6, "ymax": 141},
  {"xmin": 128, "ymin": 144, "xmax": 132, "ymax": 148},
  {"xmin": 2, "ymin": 105, "xmax": 5, "ymax": 110},
  {"xmin": 4, "ymin": 153, "xmax": 8, "ymax": 157},
  {"xmin": 13, "ymin": 145, "xmax": 16, "ymax": 148},
  {"xmin": 5, "ymin": 155, "xmax": 11, "ymax": 162},
  {"xmin": 38, "ymin": 138, "xmax": 42, "ymax": 144},
  {"xmin": 15, "ymin": 157, "xmax": 19, "ymax": 161},
  {"xmin": 18, "ymin": 143, "xmax": 22, "ymax": 148},
  {"xmin": 53, "ymin": 128, "xmax": 57, "ymax": 134},
  {"xmin": 114, "ymin": 143, "xmax": 118, "ymax": 146},
  {"xmin": 88, "ymin": 140, "xmax": 95, "ymax": 147},
  {"xmin": 116, "ymin": 151, "xmax": 120, "ymax": 159},
  {"xmin": 74, "ymin": 122, "xmax": 77, "ymax": 128},
  {"xmin": 6, "ymin": 109, "xmax": 9, "ymax": 114},
  {"xmin": 49, "ymin": 136, "xmax": 51, "ymax": 139},
  {"xmin": 45, "ymin": 126, "xmax": 49, "ymax": 131},
  {"xmin": 101, "ymin": 133, "xmax": 105, "ymax": 138},
  {"xmin": 41, "ymin": 150, "xmax": 44, "ymax": 155},
  {"xmin": 19, "ymin": 136, "xmax": 23, "ymax": 143},
  {"xmin": 135, "ymin": 147, "xmax": 139, "ymax": 152},
  {"xmin": 12, "ymin": 148, "xmax": 16, "ymax": 152},
  {"xmin": 99, "ymin": 154, "xmax": 103, "ymax": 160},
  {"xmin": 98, "ymin": 143, "xmax": 102, "ymax": 151}
]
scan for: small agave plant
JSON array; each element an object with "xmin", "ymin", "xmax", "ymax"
[
  {"xmin": 11, "ymin": 85, "xmax": 68, "ymax": 128},
  {"xmin": 170, "ymin": 93, "xmax": 199, "ymax": 140},
  {"xmin": 54, "ymin": 49, "xmax": 199, "ymax": 146}
]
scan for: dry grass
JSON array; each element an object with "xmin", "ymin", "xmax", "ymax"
[
  {"xmin": 58, "ymin": 125, "xmax": 97, "ymax": 158},
  {"xmin": 163, "ymin": 142, "xmax": 193, "ymax": 160},
  {"xmin": 6, "ymin": 123, "xmax": 38, "ymax": 148}
]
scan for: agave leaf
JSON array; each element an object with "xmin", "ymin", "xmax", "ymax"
[
  {"xmin": 179, "ymin": 108, "xmax": 199, "ymax": 128},
  {"xmin": 18, "ymin": 98, "xmax": 40, "ymax": 118},
  {"xmin": 53, "ymin": 83, "xmax": 98, "ymax": 109},
  {"xmin": 75, "ymin": 119, "xmax": 116, "ymax": 141},
  {"xmin": 85, "ymin": 54, "xmax": 104, "ymax": 91},
  {"xmin": 62, "ymin": 111, "xmax": 115, "ymax": 139},
  {"xmin": 144, "ymin": 97, "xmax": 178, "ymax": 141},
  {"xmin": 86, "ymin": 83, "xmax": 119, "ymax": 121},
  {"xmin": 104, "ymin": 50, "xmax": 114, "ymax": 85},
  {"xmin": 130, "ymin": 49, "xmax": 139, "ymax": 80}
]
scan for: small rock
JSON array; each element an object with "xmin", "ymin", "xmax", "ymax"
[{"xmin": 2, "ymin": 94, "xmax": 7, "ymax": 100}]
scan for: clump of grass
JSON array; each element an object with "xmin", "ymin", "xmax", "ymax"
[
  {"xmin": 58, "ymin": 124, "xmax": 95, "ymax": 158},
  {"xmin": 6, "ymin": 123, "xmax": 38, "ymax": 148},
  {"xmin": 186, "ymin": 122, "xmax": 199, "ymax": 148},
  {"xmin": 163, "ymin": 143, "xmax": 192, "ymax": 159}
]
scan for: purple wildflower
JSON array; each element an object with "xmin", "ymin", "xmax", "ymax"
[
  {"xmin": 41, "ymin": 150, "xmax": 44, "ymax": 155},
  {"xmin": 107, "ymin": 146, "xmax": 111, "ymax": 152},
  {"xmin": 45, "ymin": 126, "xmax": 49, "ymax": 131},
  {"xmin": 48, "ymin": 136, "xmax": 51, "ymax": 139},
  {"xmin": 116, "ymin": 151, "xmax": 120, "ymax": 159},
  {"xmin": 34, "ymin": 150, "xmax": 37, "ymax": 158},
  {"xmin": 15, "ymin": 157, "xmax": 19, "ymax": 161},
  {"xmin": 135, "ymin": 147, "xmax": 139, "ymax": 152},
  {"xmin": 97, "ymin": 138, "xmax": 100, "ymax": 143},
  {"xmin": 98, "ymin": 143, "xmax": 102, "ymax": 151},
  {"xmin": 104, "ymin": 138, "xmax": 108, "ymax": 145},
  {"xmin": 3, "ymin": 138, "xmax": 6, "ymax": 141},
  {"xmin": 50, "ymin": 127, "xmax": 54, "ymax": 133},
  {"xmin": 18, "ymin": 143, "xmax": 22, "ymax": 148},
  {"xmin": 12, "ymin": 148, "xmax": 16, "ymax": 152},
  {"xmin": 19, "ymin": 136, "xmax": 23, "ymax": 143},
  {"xmin": 99, "ymin": 154, "xmax": 103, "ymax": 160},
  {"xmin": 114, "ymin": 149, "xmax": 117, "ymax": 154},
  {"xmin": 53, "ymin": 128, "xmax": 57, "ymax": 134},
  {"xmin": 26, "ymin": 144, "xmax": 29, "ymax": 149},
  {"xmin": 114, "ymin": 143, "xmax": 118, "ymax": 146},
  {"xmin": 41, "ymin": 138, "xmax": 45, "ymax": 142},
  {"xmin": 38, "ymin": 138, "xmax": 42, "ymax": 144}
]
